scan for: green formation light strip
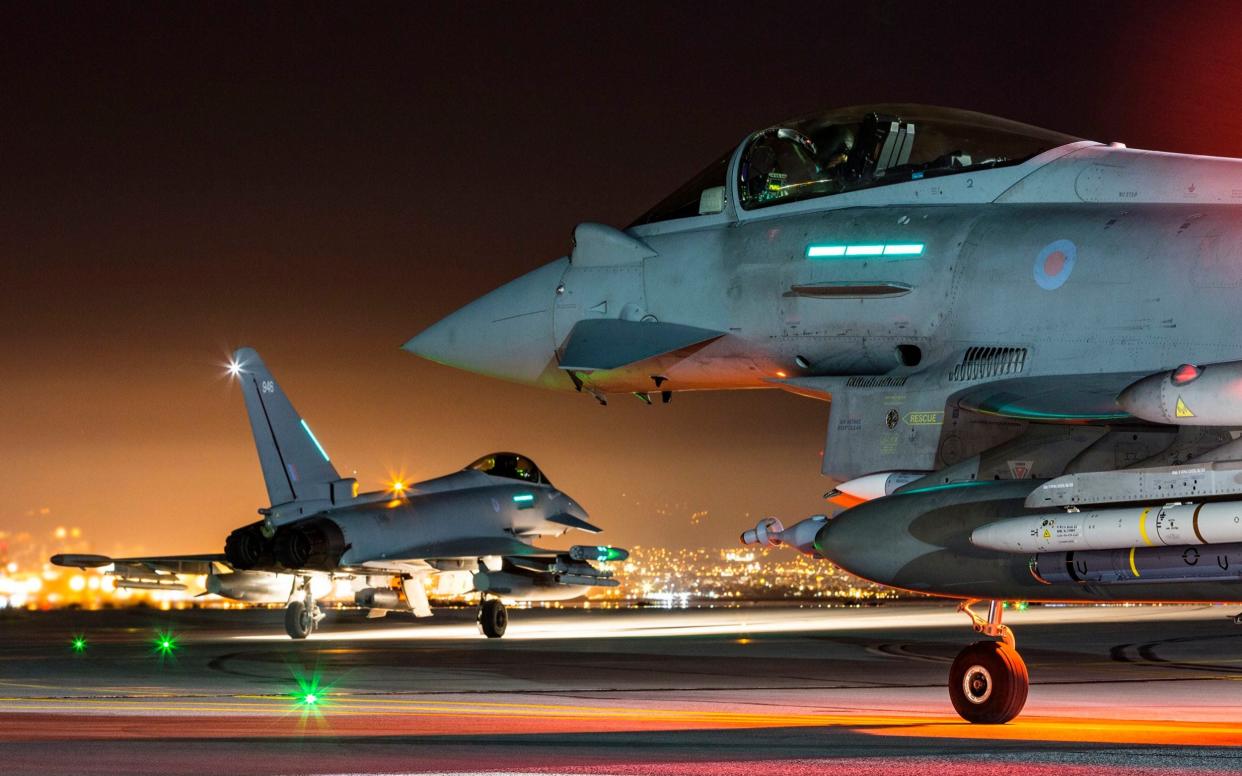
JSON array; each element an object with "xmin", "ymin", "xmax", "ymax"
[
  {"xmin": 300, "ymin": 419, "xmax": 331, "ymax": 461},
  {"xmin": 806, "ymin": 243, "xmax": 925, "ymax": 259}
]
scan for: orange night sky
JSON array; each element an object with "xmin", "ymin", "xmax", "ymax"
[{"xmin": 5, "ymin": 2, "xmax": 1242, "ymax": 557}]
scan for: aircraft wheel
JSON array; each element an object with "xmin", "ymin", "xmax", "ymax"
[
  {"xmin": 478, "ymin": 599, "xmax": 508, "ymax": 639},
  {"xmin": 285, "ymin": 600, "xmax": 313, "ymax": 640},
  {"xmin": 949, "ymin": 640, "xmax": 1028, "ymax": 724}
]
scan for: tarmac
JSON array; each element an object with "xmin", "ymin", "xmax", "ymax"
[{"xmin": 3, "ymin": 602, "xmax": 1242, "ymax": 775}]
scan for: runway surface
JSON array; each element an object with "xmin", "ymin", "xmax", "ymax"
[{"xmin": 3, "ymin": 603, "xmax": 1242, "ymax": 774}]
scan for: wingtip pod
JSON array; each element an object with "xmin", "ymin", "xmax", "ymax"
[{"xmin": 50, "ymin": 554, "xmax": 112, "ymax": 568}]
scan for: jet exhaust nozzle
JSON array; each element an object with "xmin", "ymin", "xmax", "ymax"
[
  {"xmin": 273, "ymin": 517, "xmax": 347, "ymax": 571},
  {"xmin": 224, "ymin": 522, "xmax": 275, "ymax": 569}
]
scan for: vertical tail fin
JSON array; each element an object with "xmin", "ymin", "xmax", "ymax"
[{"xmin": 231, "ymin": 347, "xmax": 340, "ymax": 506}]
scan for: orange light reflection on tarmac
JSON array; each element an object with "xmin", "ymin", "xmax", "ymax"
[
  {"xmin": 229, "ymin": 604, "xmax": 1233, "ymax": 643},
  {"xmin": 1, "ymin": 698, "xmax": 1241, "ymax": 748}
]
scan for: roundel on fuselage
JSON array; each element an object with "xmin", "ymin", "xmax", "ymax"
[{"xmin": 1033, "ymin": 239, "xmax": 1076, "ymax": 290}]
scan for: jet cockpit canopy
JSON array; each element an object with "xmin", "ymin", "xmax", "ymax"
[
  {"xmin": 631, "ymin": 104, "xmax": 1079, "ymax": 225},
  {"xmin": 468, "ymin": 452, "xmax": 551, "ymax": 485}
]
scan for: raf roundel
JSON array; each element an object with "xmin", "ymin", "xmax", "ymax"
[{"xmin": 1033, "ymin": 239, "xmax": 1077, "ymax": 290}]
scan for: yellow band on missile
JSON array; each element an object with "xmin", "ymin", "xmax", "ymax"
[
  {"xmin": 1138, "ymin": 508, "xmax": 1153, "ymax": 546},
  {"xmin": 1129, "ymin": 546, "xmax": 1140, "ymax": 578}
]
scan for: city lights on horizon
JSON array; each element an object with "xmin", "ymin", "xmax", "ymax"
[{"xmin": 0, "ymin": 521, "xmax": 903, "ymax": 612}]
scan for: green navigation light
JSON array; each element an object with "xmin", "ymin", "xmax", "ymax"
[{"xmin": 71, "ymin": 635, "xmax": 87, "ymax": 653}]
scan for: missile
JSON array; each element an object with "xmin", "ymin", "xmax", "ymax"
[
  {"xmin": 740, "ymin": 515, "xmax": 827, "ymax": 555},
  {"xmin": 472, "ymin": 570, "xmax": 593, "ymax": 601},
  {"xmin": 113, "ymin": 579, "xmax": 187, "ymax": 591},
  {"xmin": 971, "ymin": 500, "xmax": 1242, "ymax": 554},
  {"xmin": 1031, "ymin": 541, "xmax": 1242, "ymax": 585},
  {"xmin": 1024, "ymin": 460, "xmax": 1242, "ymax": 509},
  {"xmin": 1118, "ymin": 360, "xmax": 1242, "ymax": 425},
  {"xmin": 824, "ymin": 471, "xmax": 925, "ymax": 507}
]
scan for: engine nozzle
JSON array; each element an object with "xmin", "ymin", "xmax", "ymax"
[
  {"xmin": 224, "ymin": 522, "xmax": 274, "ymax": 569},
  {"xmin": 273, "ymin": 517, "xmax": 347, "ymax": 571}
]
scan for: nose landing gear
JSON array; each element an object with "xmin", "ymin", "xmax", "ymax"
[{"xmin": 949, "ymin": 599, "xmax": 1028, "ymax": 723}]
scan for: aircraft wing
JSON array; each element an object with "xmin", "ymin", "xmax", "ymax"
[
  {"xmin": 382, "ymin": 536, "xmax": 556, "ymax": 562},
  {"xmin": 51, "ymin": 553, "xmax": 226, "ymax": 575}
]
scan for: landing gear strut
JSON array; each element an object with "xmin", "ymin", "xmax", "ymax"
[
  {"xmin": 284, "ymin": 577, "xmax": 325, "ymax": 640},
  {"xmin": 949, "ymin": 599, "xmax": 1028, "ymax": 724},
  {"xmin": 477, "ymin": 597, "xmax": 508, "ymax": 639}
]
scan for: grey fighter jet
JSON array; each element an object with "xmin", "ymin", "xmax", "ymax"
[
  {"xmin": 54, "ymin": 348, "xmax": 625, "ymax": 639},
  {"xmin": 406, "ymin": 104, "xmax": 1242, "ymax": 721}
]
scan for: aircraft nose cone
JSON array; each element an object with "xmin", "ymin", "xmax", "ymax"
[{"xmin": 404, "ymin": 258, "xmax": 568, "ymax": 384}]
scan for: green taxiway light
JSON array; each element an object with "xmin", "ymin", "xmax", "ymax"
[
  {"xmin": 292, "ymin": 668, "xmax": 329, "ymax": 713},
  {"xmin": 806, "ymin": 242, "xmax": 925, "ymax": 259},
  {"xmin": 70, "ymin": 635, "xmax": 87, "ymax": 653},
  {"xmin": 152, "ymin": 629, "xmax": 178, "ymax": 657}
]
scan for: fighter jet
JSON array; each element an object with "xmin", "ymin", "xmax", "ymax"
[
  {"xmin": 405, "ymin": 103, "xmax": 1242, "ymax": 721},
  {"xmin": 54, "ymin": 348, "xmax": 625, "ymax": 639}
]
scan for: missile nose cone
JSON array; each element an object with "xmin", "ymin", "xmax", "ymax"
[{"xmin": 404, "ymin": 258, "xmax": 569, "ymax": 385}]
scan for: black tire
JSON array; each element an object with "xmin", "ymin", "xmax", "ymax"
[
  {"xmin": 478, "ymin": 599, "xmax": 508, "ymax": 639},
  {"xmin": 285, "ymin": 601, "xmax": 312, "ymax": 640},
  {"xmin": 948, "ymin": 640, "xmax": 1028, "ymax": 724}
]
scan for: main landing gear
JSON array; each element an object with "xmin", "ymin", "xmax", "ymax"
[
  {"xmin": 949, "ymin": 599, "xmax": 1029, "ymax": 724},
  {"xmin": 284, "ymin": 577, "xmax": 325, "ymax": 640},
  {"xmin": 477, "ymin": 597, "xmax": 508, "ymax": 639}
]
